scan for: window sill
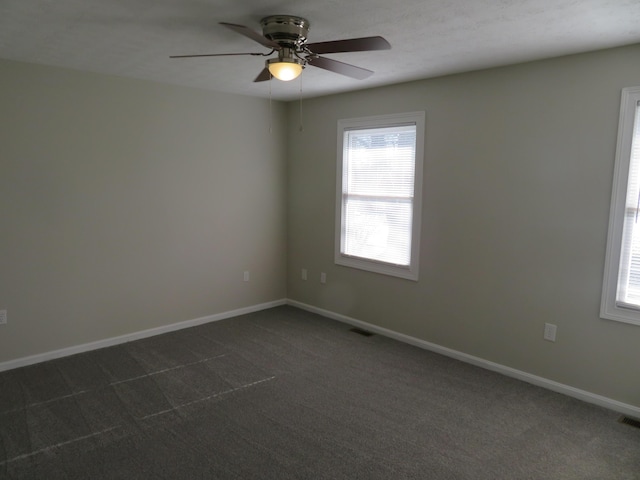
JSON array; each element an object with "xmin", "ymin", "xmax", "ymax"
[{"xmin": 335, "ymin": 254, "xmax": 419, "ymax": 281}]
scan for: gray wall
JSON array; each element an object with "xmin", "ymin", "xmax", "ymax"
[
  {"xmin": 2, "ymin": 44, "xmax": 639, "ymax": 409},
  {"xmin": 287, "ymin": 44, "xmax": 640, "ymax": 408},
  {"xmin": 0, "ymin": 60, "xmax": 287, "ymax": 363}
]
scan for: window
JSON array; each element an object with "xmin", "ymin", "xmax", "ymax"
[
  {"xmin": 335, "ymin": 112, "xmax": 425, "ymax": 280},
  {"xmin": 601, "ymin": 86, "xmax": 640, "ymax": 326}
]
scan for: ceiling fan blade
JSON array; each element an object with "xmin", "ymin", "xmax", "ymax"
[
  {"xmin": 254, "ymin": 68, "xmax": 271, "ymax": 82},
  {"xmin": 307, "ymin": 36, "xmax": 391, "ymax": 54},
  {"xmin": 220, "ymin": 22, "xmax": 281, "ymax": 50},
  {"xmin": 170, "ymin": 52, "xmax": 267, "ymax": 58},
  {"xmin": 307, "ymin": 56, "xmax": 373, "ymax": 80}
]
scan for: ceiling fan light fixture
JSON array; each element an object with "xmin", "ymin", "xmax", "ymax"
[{"xmin": 267, "ymin": 57, "xmax": 304, "ymax": 81}]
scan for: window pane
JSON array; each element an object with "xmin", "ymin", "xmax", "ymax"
[
  {"xmin": 341, "ymin": 124, "xmax": 416, "ymax": 267},
  {"xmin": 343, "ymin": 197, "xmax": 412, "ymax": 265},
  {"xmin": 345, "ymin": 126, "xmax": 416, "ymax": 197}
]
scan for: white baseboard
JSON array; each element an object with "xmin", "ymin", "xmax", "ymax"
[
  {"xmin": 0, "ymin": 299, "xmax": 287, "ymax": 373},
  {"xmin": 4, "ymin": 297, "xmax": 638, "ymax": 418},
  {"xmin": 287, "ymin": 299, "xmax": 640, "ymax": 418}
]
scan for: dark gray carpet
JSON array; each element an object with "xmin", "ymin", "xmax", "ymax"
[{"xmin": 0, "ymin": 306, "xmax": 638, "ymax": 479}]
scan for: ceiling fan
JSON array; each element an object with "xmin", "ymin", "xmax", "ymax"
[{"xmin": 170, "ymin": 15, "xmax": 391, "ymax": 82}]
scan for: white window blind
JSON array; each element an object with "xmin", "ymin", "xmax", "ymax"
[
  {"xmin": 342, "ymin": 125, "xmax": 416, "ymax": 265},
  {"xmin": 616, "ymin": 100, "xmax": 640, "ymax": 308},
  {"xmin": 335, "ymin": 112, "xmax": 424, "ymax": 281}
]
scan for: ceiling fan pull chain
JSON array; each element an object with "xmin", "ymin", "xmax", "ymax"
[
  {"xmin": 299, "ymin": 73, "xmax": 304, "ymax": 132},
  {"xmin": 269, "ymin": 72, "xmax": 273, "ymax": 134}
]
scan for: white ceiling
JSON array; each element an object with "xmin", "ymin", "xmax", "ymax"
[{"xmin": 2, "ymin": 0, "xmax": 640, "ymax": 101}]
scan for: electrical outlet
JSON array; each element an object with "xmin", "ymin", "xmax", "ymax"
[
  {"xmin": 0, "ymin": 310, "xmax": 6, "ymax": 325},
  {"xmin": 544, "ymin": 323, "xmax": 557, "ymax": 342},
  {"xmin": 301, "ymin": 269, "xmax": 307, "ymax": 280},
  {"xmin": 320, "ymin": 272, "xmax": 327, "ymax": 284},
  {"xmin": 243, "ymin": 271, "xmax": 250, "ymax": 282}
]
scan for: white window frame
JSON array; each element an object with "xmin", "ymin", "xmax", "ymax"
[
  {"xmin": 601, "ymin": 86, "xmax": 640, "ymax": 326},
  {"xmin": 335, "ymin": 112, "xmax": 425, "ymax": 281}
]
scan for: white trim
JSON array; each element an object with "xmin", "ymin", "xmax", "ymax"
[
  {"xmin": 601, "ymin": 86, "xmax": 640, "ymax": 326},
  {"xmin": 287, "ymin": 299, "xmax": 640, "ymax": 418},
  {"xmin": 0, "ymin": 299, "xmax": 287, "ymax": 373},
  {"xmin": 335, "ymin": 111, "xmax": 425, "ymax": 281}
]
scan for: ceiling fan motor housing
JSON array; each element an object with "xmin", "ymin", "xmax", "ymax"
[{"xmin": 260, "ymin": 15, "xmax": 310, "ymax": 49}]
